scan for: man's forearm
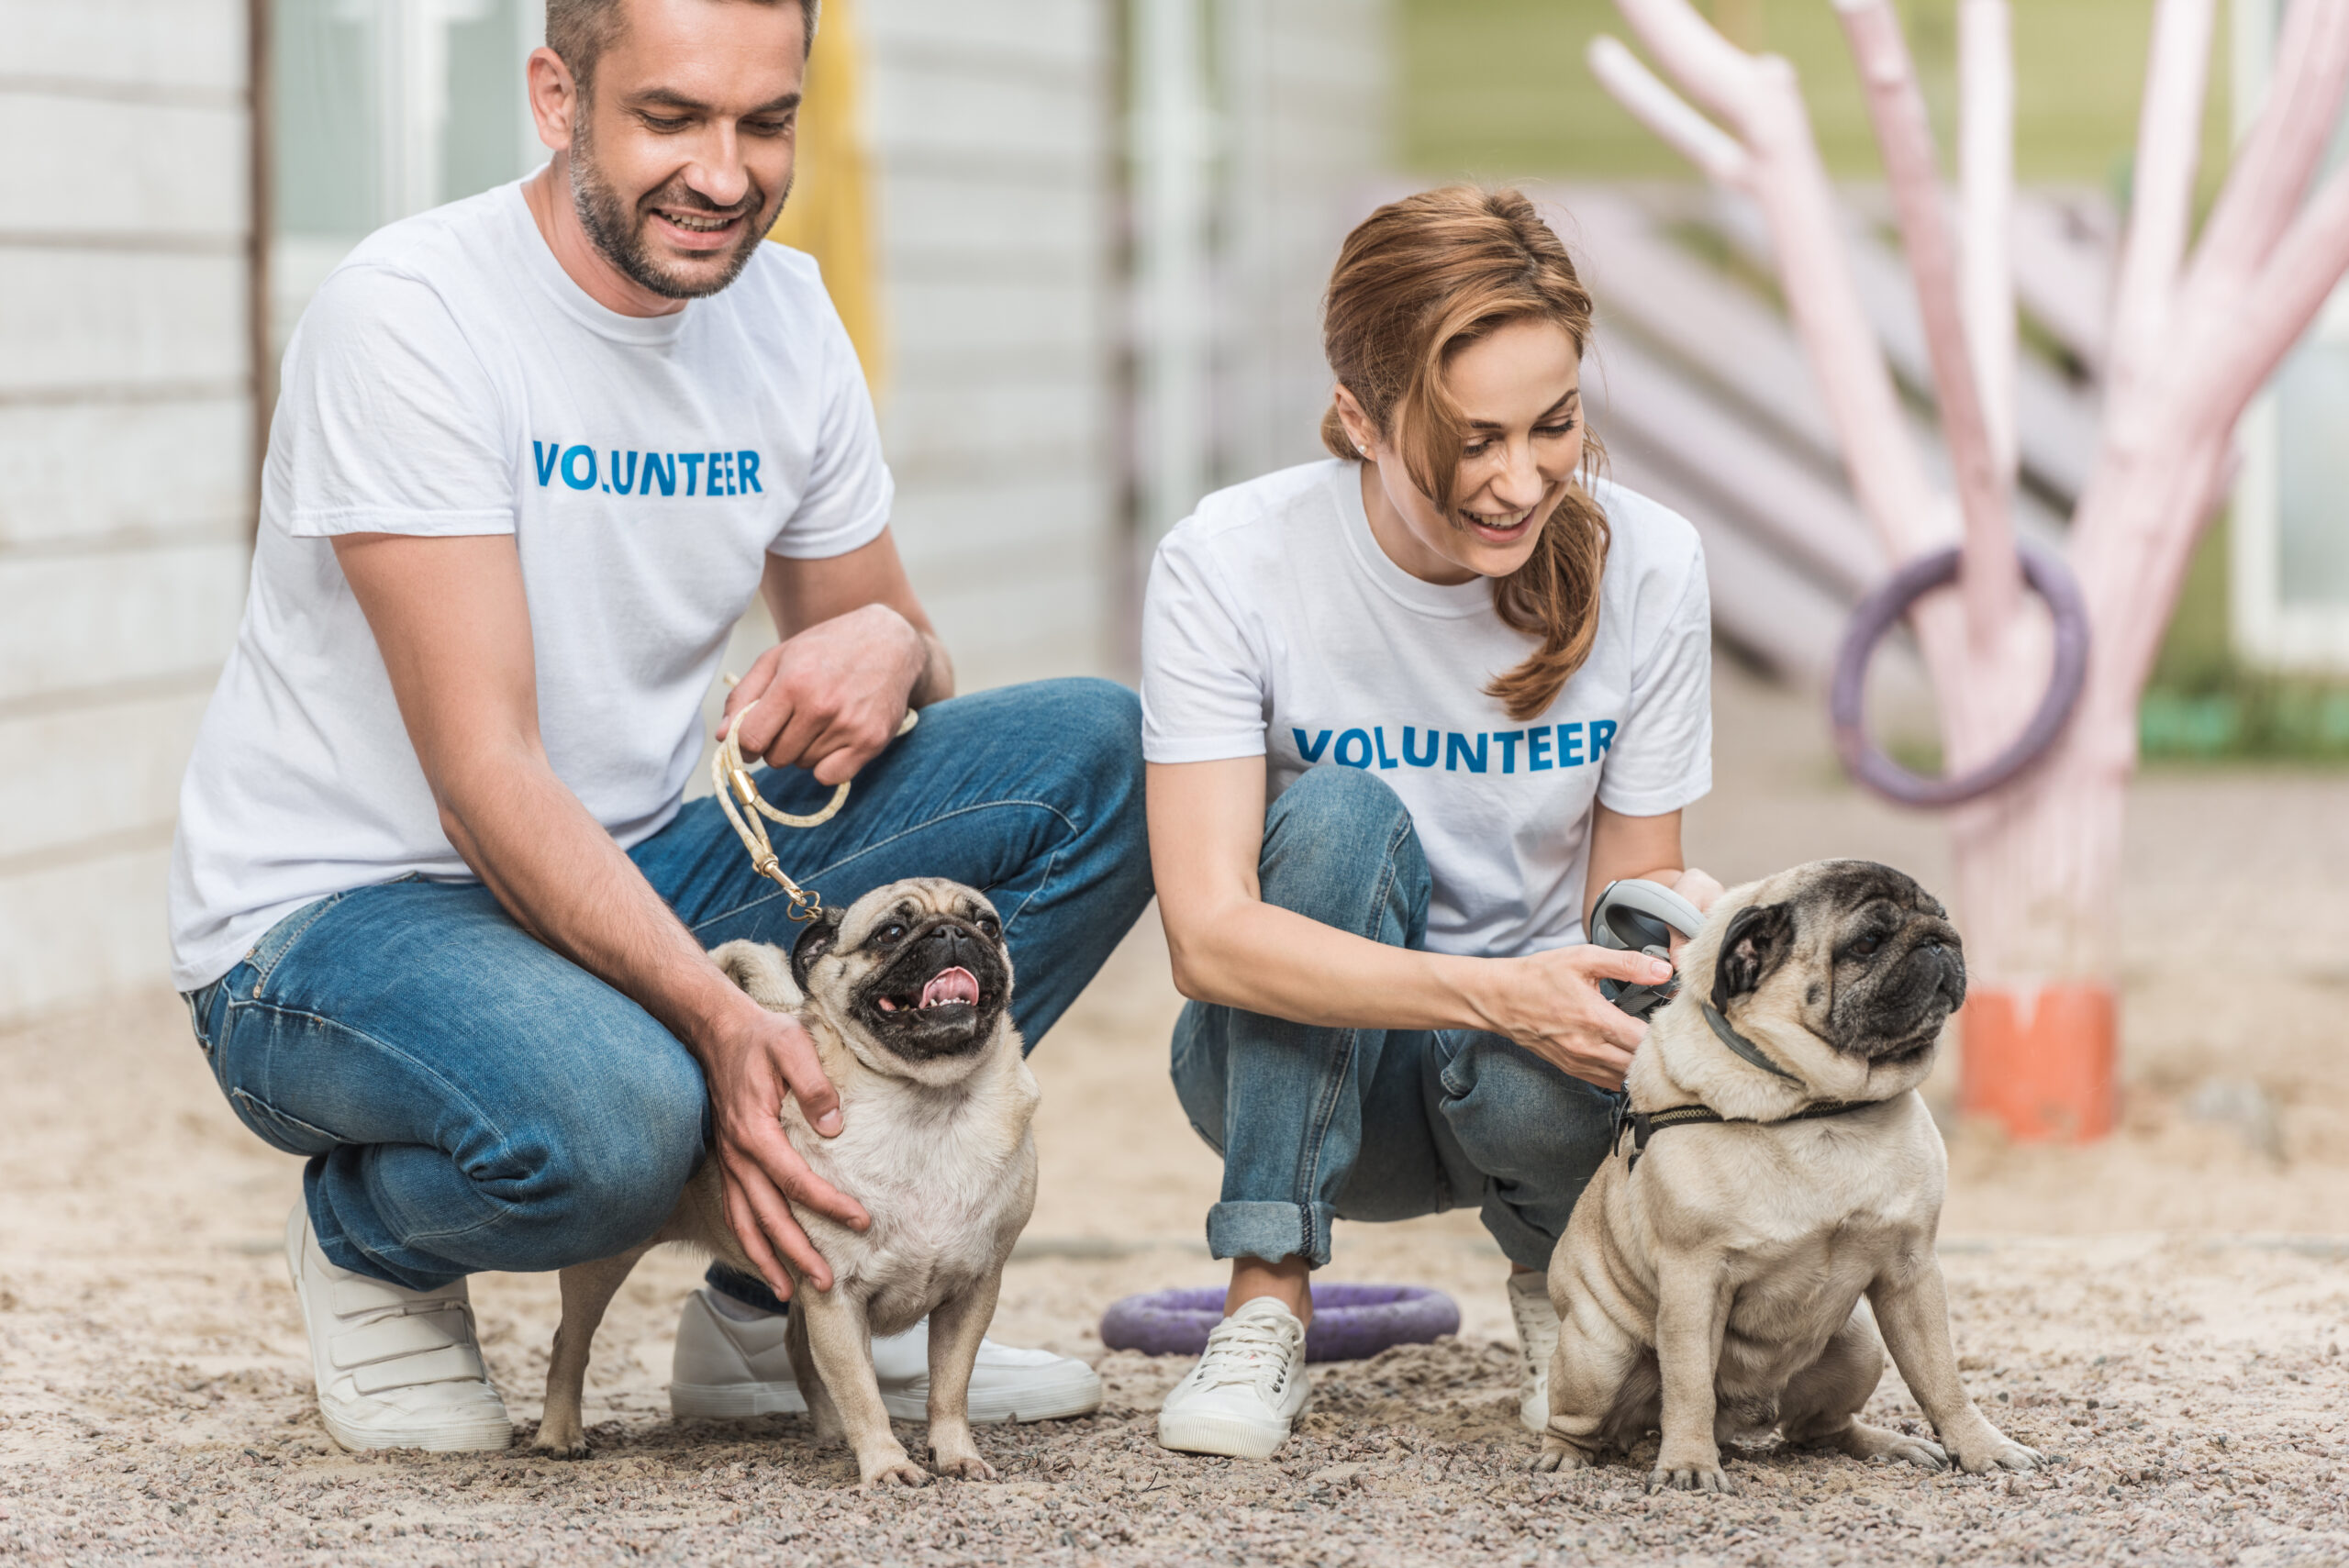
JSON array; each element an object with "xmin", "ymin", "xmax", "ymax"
[
  {"xmin": 909, "ymin": 629, "xmax": 953, "ymax": 708},
  {"xmin": 433, "ymin": 743, "xmax": 754, "ymax": 1058}
]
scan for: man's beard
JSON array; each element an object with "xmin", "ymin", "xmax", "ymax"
[{"xmin": 568, "ymin": 116, "xmax": 785, "ymax": 300}]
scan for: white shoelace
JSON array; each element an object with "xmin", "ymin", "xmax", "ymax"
[{"xmin": 1191, "ymin": 1310, "xmax": 1303, "ymax": 1397}]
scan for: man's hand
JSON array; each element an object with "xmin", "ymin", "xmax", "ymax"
[
  {"xmin": 699, "ymin": 1004, "xmax": 871, "ymax": 1298},
  {"xmin": 723, "ymin": 604, "xmax": 928, "ymax": 787}
]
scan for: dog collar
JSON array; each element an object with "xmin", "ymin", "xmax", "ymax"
[
  {"xmin": 1701, "ymin": 1002, "xmax": 1803, "ymax": 1083},
  {"xmin": 1609, "ymin": 1095, "xmax": 1871, "ymax": 1174}
]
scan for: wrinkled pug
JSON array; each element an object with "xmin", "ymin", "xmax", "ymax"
[
  {"xmin": 1538, "ymin": 859, "xmax": 2040, "ymax": 1493},
  {"xmin": 534, "ymin": 878, "xmax": 1039, "ymax": 1489}
]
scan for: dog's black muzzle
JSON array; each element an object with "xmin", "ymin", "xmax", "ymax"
[
  {"xmin": 856, "ymin": 917, "xmax": 1011, "ymax": 1060},
  {"xmin": 913, "ymin": 920, "xmax": 992, "ymax": 979}
]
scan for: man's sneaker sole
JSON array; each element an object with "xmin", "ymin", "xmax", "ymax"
[
  {"xmin": 672, "ymin": 1366, "xmax": 1103, "ymax": 1425},
  {"xmin": 671, "ymin": 1380, "xmax": 807, "ymax": 1419},
  {"xmin": 316, "ymin": 1406, "xmax": 518, "ymax": 1454},
  {"xmin": 1157, "ymin": 1408, "xmax": 1293, "ymax": 1461}
]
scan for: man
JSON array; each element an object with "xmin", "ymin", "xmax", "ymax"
[{"xmin": 171, "ymin": 0, "xmax": 1150, "ymax": 1452}]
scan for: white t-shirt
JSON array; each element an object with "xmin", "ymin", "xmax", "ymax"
[
  {"xmin": 1141, "ymin": 459, "xmax": 1711, "ymax": 959},
  {"xmin": 168, "ymin": 182, "xmax": 892, "ymax": 991}
]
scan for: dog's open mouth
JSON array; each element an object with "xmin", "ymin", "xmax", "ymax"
[{"xmin": 874, "ymin": 966, "xmax": 982, "ymax": 1014}]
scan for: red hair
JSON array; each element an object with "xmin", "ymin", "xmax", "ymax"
[{"xmin": 1320, "ymin": 185, "xmax": 1609, "ymax": 721}]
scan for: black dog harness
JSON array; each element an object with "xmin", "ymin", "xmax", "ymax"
[{"xmin": 1610, "ymin": 1004, "xmax": 1875, "ymax": 1173}]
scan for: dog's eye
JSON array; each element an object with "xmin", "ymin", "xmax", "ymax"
[
  {"xmin": 974, "ymin": 914, "xmax": 1000, "ymax": 938},
  {"xmin": 874, "ymin": 922, "xmax": 907, "ymax": 946},
  {"xmin": 1852, "ymin": 935, "xmax": 1882, "ymax": 958}
]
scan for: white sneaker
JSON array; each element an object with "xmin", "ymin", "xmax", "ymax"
[
  {"xmin": 668, "ymin": 1288, "xmax": 1103, "ymax": 1424},
  {"xmin": 1508, "ymin": 1272, "xmax": 1558, "ymax": 1435},
  {"xmin": 282, "ymin": 1203, "xmax": 511, "ymax": 1452},
  {"xmin": 1155, "ymin": 1296, "xmax": 1310, "ymax": 1460}
]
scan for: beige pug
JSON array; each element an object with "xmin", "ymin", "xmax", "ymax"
[
  {"xmin": 534, "ymin": 878, "xmax": 1040, "ymax": 1489},
  {"xmin": 1538, "ymin": 859, "xmax": 2040, "ymax": 1493}
]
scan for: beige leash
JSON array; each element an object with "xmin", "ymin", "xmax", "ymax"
[{"xmin": 709, "ymin": 677, "xmax": 918, "ymax": 922}]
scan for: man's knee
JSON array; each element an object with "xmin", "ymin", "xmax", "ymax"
[
  {"xmin": 475, "ymin": 1041, "xmax": 707, "ymax": 1260},
  {"xmin": 1037, "ymin": 675, "xmax": 1142, "ymax": 750},
  {"xmin": 1260, "ymin": 767, "xmax": 1429, "ymax": 933},
  {"xmin": 1032, "ymin": 675, "xmax": 1145, "ymax": 812}
]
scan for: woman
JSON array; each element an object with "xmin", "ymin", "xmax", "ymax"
[{"xmin": 1142, "ymin": 186, "xmax": 1723, "ymax": 1460}]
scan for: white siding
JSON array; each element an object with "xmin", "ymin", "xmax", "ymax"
[
  {"xmin": 863, "ymin": 0, "xmax": 1116, "ymax": 691},
  {"xmin": 0, "ymin": 401, "xmax": 251, "ymax": 550},
  {"xmin": 0, "ymin": 0, "xmax": 251, "ymax": 1025},
  {"xmin": 0, "ymin": 95, "xmax": 249, "ymax": 240},
  {"xmin": 1214, "ymin": 0, "xmax": 1393, "ymax": 485}
]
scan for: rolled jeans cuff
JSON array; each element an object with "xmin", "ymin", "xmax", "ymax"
[{"xmin": 1206, "ymin": 1200, "xmax": 1336, "ymax": 1270}]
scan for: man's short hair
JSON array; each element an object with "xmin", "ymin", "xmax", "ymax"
[{"xmin": 546, "ymin": 0, "xmax": 819, "ymax": 95}]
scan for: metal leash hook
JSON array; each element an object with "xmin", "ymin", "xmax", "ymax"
[{"xmin": 708, "ymin": 673, "xmax": 919, "ymax": 921}]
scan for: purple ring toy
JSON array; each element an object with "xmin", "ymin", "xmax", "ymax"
[
  {"xmin": 1830, "ymin": 539, "xmax": 2090, "ymax": 809},
  {"xmin": 1099, "ymin": 1284, "xmax": 1460, "ymax": 1363}
]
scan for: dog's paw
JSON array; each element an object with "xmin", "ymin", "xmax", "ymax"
[
  {"xmin": 1881, "ymin": 1434, "xmax": 1950, "ymax": 1472},
  {"xmin": 1954, "ymin": 1433, "xmax": 2042, "ymax": 1474},
  {"xmin": 1531, "ymin": 1436, "xmax": 1589, "ymax": 1474},
  {"xmin": 1828, "ymin": 1420, "xmax": 1948, "ymax": 1472},
  {"xmin": 1645, "ymin": 1464, "xmax": 1732, "ymax": 1495},
  {"xmin": 861, "ymin": 1460, "xmax": 930, "ymax": 1491},
  {"xmin": 931, "ymin": 1453, "xmax": 997, "ymax": 1483},
  {"xmin": 530, "ymin": 1423, "xmax": 591, "ymax": 1462}
]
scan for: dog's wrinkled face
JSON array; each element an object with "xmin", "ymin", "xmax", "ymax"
[
  {"xmin": 791, "ymin": 878, "xmax": 1013, "ymax": 1066},
  {"xmin": 1709, "ymin": 860, "xmax": 1965, "ymax": 1069}
]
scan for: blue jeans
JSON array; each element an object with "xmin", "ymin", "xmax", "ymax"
[
  {"xmin": 1169, "ymin": 767, "xmax": 1619, "ymax": 1274},
  {"xmin": 184, "ymin": 678, "xmax": 1152, "ymax": 1293}
]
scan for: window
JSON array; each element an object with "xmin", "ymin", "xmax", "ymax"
[
  {"xmin": 270, "ymin": 0, "xmax": 541, "ymax": 361},
  {"xmin": 2231, "ymin": 0, "xmax": 2349, "ymax": 672}
]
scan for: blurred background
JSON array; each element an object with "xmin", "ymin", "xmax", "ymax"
[{"xmin": 2, "ymin": 0, "xmax": 2344, "ymax": 1040}]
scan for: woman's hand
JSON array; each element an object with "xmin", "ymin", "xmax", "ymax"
[
  {"xmin": 1477, "ymin": 944, "xmax": 1676, "ymax": 1091},
  {"xmin": 1652, "ymin": 865, "xmax": 1725, "ymax": 966}
]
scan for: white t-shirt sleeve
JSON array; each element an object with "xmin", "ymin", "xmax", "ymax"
[
  {"xmin": 282, "ymin": 267, "xmax": 516, "ymax": 539},
  {"xmin": 1141, "ymin": 527, "xmax": 1269, "ymax": 763},
  {"xmin": 767, "ymin": 288, "xmax": 894, "ymax": 560},
  {"xmin": 1594, "ymin": 529, "xmax": 1714, "ymax": 817}
]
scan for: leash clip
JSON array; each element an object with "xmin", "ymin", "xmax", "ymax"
[{"xmin": 707, "ymin": 688, "xmax": 918, "ymax": 923}]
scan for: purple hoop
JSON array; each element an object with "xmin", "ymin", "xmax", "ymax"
[
  {"xmin": 1098, "ymin": 1284, "xmax": 1460, "ymax": 1363},
  {"xmin": 1830, "ymin": 540, "xmax": 2090, "ymax": 809}
]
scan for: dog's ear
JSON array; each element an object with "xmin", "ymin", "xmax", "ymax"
[
  {"xmin": 1710, "ymin": 902, "xmax": 1797, "ymax": 1014},
  {"xmin": 789, "ymin": 906, "xmax": 847, "ymax": 993}
]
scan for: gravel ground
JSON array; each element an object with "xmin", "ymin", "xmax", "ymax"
[{"xmin": 5, "ymin": 662, "xmax": 2347, "ymax": 1566}]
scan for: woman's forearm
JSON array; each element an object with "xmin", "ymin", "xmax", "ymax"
[{"xmin": 1165, "ymin": 895, "xmax": 1502, "ymax": 1033}]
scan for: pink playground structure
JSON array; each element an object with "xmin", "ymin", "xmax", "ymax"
[{"xmin": 1591, "ymin": 0, "xmax": 2349, "ymax": 1140}]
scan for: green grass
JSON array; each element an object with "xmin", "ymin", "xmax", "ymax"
[
  {"xmin": 1399, "ymin": 0, "xmax": 2232, "ymax": 198},
  {"xmin": 2140, "ymin": 517, "xmax": 2349, "ymax": 762}
]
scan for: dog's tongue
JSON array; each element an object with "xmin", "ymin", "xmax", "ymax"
[{"xmin": 919, "ymin": 967, "xmax": 981, "ymax": 1008}]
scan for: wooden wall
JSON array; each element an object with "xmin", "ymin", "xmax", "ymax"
[
  {"xmin": 0, "ymin": 0, "xmax": 254, "ymax": 1024},
  {"xmin": 863, "ymin": 0, "xmax": 1119, "ymax": 691}
]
